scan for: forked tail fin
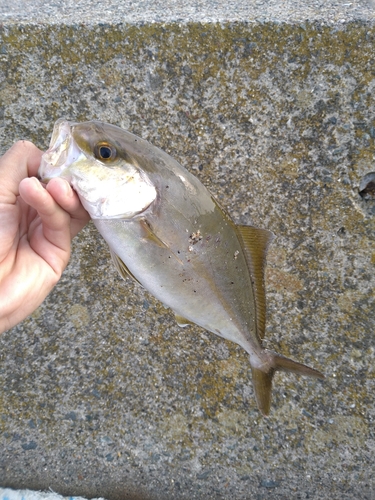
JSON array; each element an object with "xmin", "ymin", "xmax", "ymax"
[{"xmin": 251, "ymin": 352, "xmax": 324, "ymax": 416}]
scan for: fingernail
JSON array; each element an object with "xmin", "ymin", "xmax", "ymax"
[
  {"xmin": 49, "ymin": 177, "xmax": 72, "ymax": 197},
  {"xmin": 61, "ymin": 179, "xmax": 73, "ymax": 197},
  {"xmin": 31, "ymin": 177, "xmax": 43, "ymax": 190}
]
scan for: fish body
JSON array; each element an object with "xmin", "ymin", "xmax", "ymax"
[{"xmin": 39, "ymin": 119, "xmax": 323, "ymax": 415}]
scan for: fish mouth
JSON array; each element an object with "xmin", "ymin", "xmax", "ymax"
[{"xmin": 38, "ymin": 119, "xmax": 83, "ymax": 183}]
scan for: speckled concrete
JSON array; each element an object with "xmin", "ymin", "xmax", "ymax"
[
  {"xmin": 0, "ymin": 0, "xmax": 374, "ymax": 24},
  {"xmin": 0, "ymin": 10, "xmax": 375, "ymax": 500}
]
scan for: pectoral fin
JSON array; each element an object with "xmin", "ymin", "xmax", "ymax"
[
  {"xmin": 140, "ymin": 218, "xmax": 183, "ymax": 265},
  {"xmin": 139, "ymin": 218, "xmax": 170, "ymax": 248}
]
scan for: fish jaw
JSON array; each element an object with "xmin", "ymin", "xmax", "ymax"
[
  {"xmin": 39, "ymin": 119, "xmax": 82, "ymax": 184},
  {"xmin": 38, "ymin": 119, "xmax": 157, "ymax": 219}
]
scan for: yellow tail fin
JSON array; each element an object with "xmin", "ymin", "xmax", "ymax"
[{"xmin": 251, "ymin": 352, "xmax": 324, "ymax": 416}]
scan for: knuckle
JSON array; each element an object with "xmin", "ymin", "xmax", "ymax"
[{"xmin": 13, "ymin": 140, "xmax": 40, "ymax": 153}]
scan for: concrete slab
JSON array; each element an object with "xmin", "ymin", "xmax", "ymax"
[
  {"xmin": 0, "ymin": 6, "xmax": 375, "ymax": 500},
  {"xmin": 0, "ymin": 0, "xmax": 374, "ymax": 24}
]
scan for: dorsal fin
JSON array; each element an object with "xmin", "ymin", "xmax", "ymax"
[
  {"xmin": 236, "ymin": 225, "xmax": 275, "ymax": 340},
  {"xmin": 110, "ymin": 248, "xmax": 143, "ymax": 287}
]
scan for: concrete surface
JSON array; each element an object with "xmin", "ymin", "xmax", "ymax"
[
  {"xmin": 0, "ymin": 0, "xmax": 374, "ymax": 24},
  {"xmin": 0, "ymin": 487, "xmax": 106, "ymax": 500},
  {"xmin": 0, "ymin": 2, "xmax": 375, "ymax": 499}
]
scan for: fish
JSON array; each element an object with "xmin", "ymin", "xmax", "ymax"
[{"xmin": 38, "ymin": 119, "xmax": 324, "ymax": 415}]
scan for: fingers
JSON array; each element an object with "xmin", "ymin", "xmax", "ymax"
[
  {"xmin": 0, "ymin": 141, "xmax": 43, "ymax": 204},
  {"xmin": 19, "ymin": 177, "xmax": 71, "ymax": 259},
  {"xmin": 46, "ymin": 178, "xmax": 90, "ymax": 237},
  {"xmin": 0, "ymin": 140, "xmax": 89, "ymax": 238}
]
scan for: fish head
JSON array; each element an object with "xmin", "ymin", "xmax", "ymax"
[{"xmin": 39, "ymin": 119, "xmax": 157, "ymax": 219}]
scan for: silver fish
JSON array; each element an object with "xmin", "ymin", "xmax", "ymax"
[{"xmin": 39, "ymin": 119, "xmax": 324, "ymax": 415}]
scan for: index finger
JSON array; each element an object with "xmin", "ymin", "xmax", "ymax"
[{"xmin": 0, "ymin": 140, "xmax": 43, "ymax": 204}]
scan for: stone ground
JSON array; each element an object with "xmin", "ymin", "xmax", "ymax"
[{"xmin": 0, "ymin": 2, "xmax": 375, "ymax": 499}]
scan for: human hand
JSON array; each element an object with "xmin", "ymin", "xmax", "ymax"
[{"xmin": 0, "ymin": 140, "xmax": 90, "ymax": 333}]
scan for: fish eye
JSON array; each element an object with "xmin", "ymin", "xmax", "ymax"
[{"xmin": 94, "ymin": 142, "xmax": 117, "ymax": 162}]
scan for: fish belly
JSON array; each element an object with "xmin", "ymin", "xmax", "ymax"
[{"xmin": 93, "ymin": 215, "xmax": 260, "ymax": 356}]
